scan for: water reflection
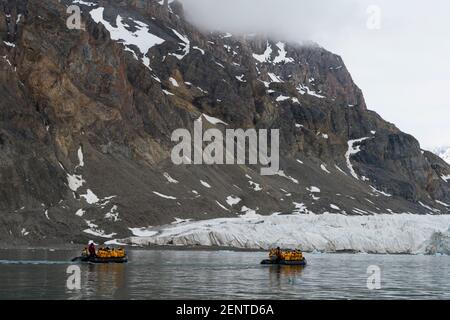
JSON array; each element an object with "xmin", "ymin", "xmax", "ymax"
[
  {"xmin": 80, "ymin": 264, "xmax": 127, "ymax": 299},
  {"xmin": 267, "ymin": 265, "xmax": 305, "ymax": 288},
  {"xmin": 1, "ymin": 249, "xmax": 450, "ymax": 299}
]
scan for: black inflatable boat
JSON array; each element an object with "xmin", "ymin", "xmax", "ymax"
[
  {"xmin": 71, "ymin": 256, "xmax": 128, "ymax": 264},
  {"xmin": 260, "ymin": 259, "xmax": 307, "ymax": 266}
]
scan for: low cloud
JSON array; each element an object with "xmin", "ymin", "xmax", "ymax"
[{"xmin": 180, "ymin": 0, "xmax": 450, "ymax": 148}]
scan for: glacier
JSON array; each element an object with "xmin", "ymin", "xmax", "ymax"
[{"xmin": 118, "ymin": 212, "xmax": 450, "ymax": 255}]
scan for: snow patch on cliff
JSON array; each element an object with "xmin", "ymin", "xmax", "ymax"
[
  {"xmin": 89, "ymin": 7, "xmax": 165, "ymax": 68},
  {"xmin": 346, "ymin": 138, "xmax": 370, "ymax": 180}
]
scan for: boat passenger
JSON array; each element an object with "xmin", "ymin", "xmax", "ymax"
[
  {"xmin": 275, "ymin": 247, "xmax": 282, "ymax": 261},
  {"xmin": 88, "ymin": 241, "xmax": 96, "ymax": 257}
]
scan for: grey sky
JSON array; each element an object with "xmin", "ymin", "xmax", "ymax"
[{"xmin": 180, "ymin": 0, "xmax": 450, "ymax": 150}]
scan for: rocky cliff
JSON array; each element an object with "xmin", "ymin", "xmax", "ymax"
[{"xmin": 0, "ymin": 0, "xmax": 449, "ymax": 246}]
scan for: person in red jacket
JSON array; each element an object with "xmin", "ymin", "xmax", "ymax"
[{"xmin": 88, "ymin": 241, "xmax": 96, "ymax": 257}]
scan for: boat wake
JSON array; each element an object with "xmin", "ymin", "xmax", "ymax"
[{"xmin": 0, "ymin": 260, "xmax": 70, "ymax": 265}]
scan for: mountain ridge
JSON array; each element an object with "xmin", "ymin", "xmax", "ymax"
[{"xmin": 0, "ymin": 0, "xmax": 449, "ymax": 245}]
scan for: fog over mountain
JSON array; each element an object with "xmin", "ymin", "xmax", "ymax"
[{"xmin": 181, "ymin": 0, "xmax": 450, "ymax": 149}]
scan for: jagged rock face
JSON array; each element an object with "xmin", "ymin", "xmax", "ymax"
[{"xmin": 0, "ymin": 0, "xmax": 449, "ymax": 245}]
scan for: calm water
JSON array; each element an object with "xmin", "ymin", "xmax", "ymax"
[{"xmin": 0, "ymin": 249, "xmax": 449, "ymax": 299}]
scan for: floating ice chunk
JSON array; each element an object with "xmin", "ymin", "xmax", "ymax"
[{"xmin": 152, "ymin": 191, "xmax": 177, "ymax": 200}]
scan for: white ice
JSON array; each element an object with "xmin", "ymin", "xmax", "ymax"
[
  {"xmin": 198, "ymin": 113, "xmax": 228, "ymax": 126},
  {"xmin": 346, "ymin": 137, "xmax": 370, "ymax": 180},
  {"xmin": 226, "ymin": 196, "xmax": 241, "ymax": 206},
  {"xmin": 89, "ymin": 7, "xmax": 165, "ymax": 68},
  {"xmin": 121, "ymin": 213, "xmax": 450, "ymax": 254},
  {"xmin": 163, "ymin": 172, "xmax": 179, "ymax": 184},
  {"xmin": 273, "ymin": 42, "xmax": 294, "ymax": 64},
  {"xmin": 152, "ymin": 191, "xmax": 177, "ymax": 200},
  {"xmin": 252, "ymin": 41, "xmax": 272, "ymax": 63},
  {"xmin": 296, "ymin": 84, "xmax": 325, "ymax": 98},
  {"xmin": 200, "ymin": 180, "xmax": 211, "ymax": 188}
]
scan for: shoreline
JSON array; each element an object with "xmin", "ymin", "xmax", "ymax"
[{"xmin": 0, "ymin": 244, "xmax": 443, "ymax": 256}]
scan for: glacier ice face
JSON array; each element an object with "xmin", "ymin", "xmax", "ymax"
[
  {"xmin": 118, "ymin": 213, "xmax": 450, "ymax": 254},
  {"xmin": 423, "ymin": 228, "xmax": 450, "ymax": 255}
]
